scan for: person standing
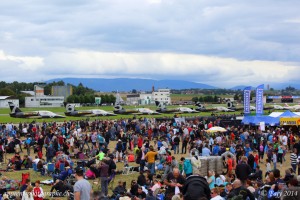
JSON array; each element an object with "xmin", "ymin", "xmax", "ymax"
[
  {"xmin": 235, "ymin": 156, "xmax": 252, "ymax": 185},
  {"xmin": 74, "ymin": 167, "xmax": 92, "ymax": 200},
  {"xmin": 99, "ymin": 159, "xmax": 109, "ymax": 197},
  {"xmin": 145, "ymin": 145, "xmax": 158, "ymax": 175},
  {"xmin": 173, "ymin": 134, "xmax": 180, "ymax": 154},
  {"xmin": 33, "ymin": 180, "xmax": 44, "ymax": 200},
  {"xmin": 290, "ymin": 148, "xmax": 297, "ymax": 172}
]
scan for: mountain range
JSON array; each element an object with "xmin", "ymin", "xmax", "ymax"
[
  {"xmin": 47, "ymin": 78, "xmax": 300, "ymax": 92},
  {"xmin": 47, "ymin": 78, "xmax": 217, "ymax": 92}
]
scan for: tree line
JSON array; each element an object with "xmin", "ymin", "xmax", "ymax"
[
  {"xmin": 66, "ymin": 94, "xmax": 116, "ymax": 104},
  {"xmin": 0, "ymin": 81, "xmax": 114, "ymax": 106}
]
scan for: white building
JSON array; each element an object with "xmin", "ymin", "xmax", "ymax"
[
  {"xmin": 152, "ymin": 89, "xmax": 171, "ymax": 105},
  {"xmin": 126, "ymin": 93, "xmax": 154, "ymax": 105},
  {"xmin": 139, "ymin": 94, "xmax": 153, "ymax": 105},
  {"xmin": 24, "ymin": 85, "xmax": 64, "ymax": 107},
  {"xmin": 25, "ymin": 96, "xmax": 64, "ymax": 107},
  {"xmin": 0, "ymin": 96, "xmax": 19, "ymax": 108}
]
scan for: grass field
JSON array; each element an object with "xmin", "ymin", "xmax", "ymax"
[
  {"xmin": 0, "ymin": 104, "xmax": 248, "ymax": 124},
  {"xmin": 0, "ymin": 102, "xmax": 291, "ymax": 123}
]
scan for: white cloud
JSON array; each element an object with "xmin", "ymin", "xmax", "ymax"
[
  {"xmin": 0, "ymin": 0, "xmax": 300, "ymax": 86},
  {"xmin": 1, "ymin": 49, "xmax": 299, "ymax": 87}
]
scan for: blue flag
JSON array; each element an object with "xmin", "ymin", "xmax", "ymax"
[
  {"xmin": 256, "ymin": 84, "xmax": 264, "ymax": 116},
  {"xmin": 243, "ymin": 86, "xmax": 251, "ymax": 115}
]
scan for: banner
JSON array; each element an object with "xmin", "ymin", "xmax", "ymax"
[
  {"xmin": 95, "ymin": 97, "xmax": 101, "ymax": 105},
  {"xmin": 243, "ymin": 86, "xmax": 251, "ymax": 115},
  {"xmin": 256, "ymin": 84, "xmax": 264, "ymax": 116},
  {"xmin": 260, "ymin": 122, "xmax": 265, "ymax": 131},
  {"xmin": 280, "ymin": 117, "xmax": 300, "ymax": 126}
]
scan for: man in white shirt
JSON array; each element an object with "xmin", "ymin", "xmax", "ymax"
[
  {"xmin": 32, "ymin": 156, "xmax": 40, "ymax": 165},
  {"xmin": 282, "ymin": 134, "xmax": 288, "ymax": 147}
]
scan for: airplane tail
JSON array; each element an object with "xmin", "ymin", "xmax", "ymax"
[
  {"xmin": 227, "ymin": 101, "xmax": 234, "ymax": 109},
  {"xmin": 114, "ymin": 104, "xmax": 123, "ymax": 111},
  {"xmin": 155, "ymin": 101, "xmax": 165, "ymax": 109},
  {"xmin": 66, "ymin": 104, "xmax": 75, "ymax": 112},
  {"xmin": 195, "ymin": 102, "xmax": 204, "ymax": 109},
  {"xmin": 8, "ymin": 102, "xmax": 22, "ymax": 113}
]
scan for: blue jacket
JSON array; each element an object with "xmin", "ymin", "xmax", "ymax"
[
  {"xmin": 212, "ymin": 145, "xmax": 220, "ymax": 155},
  {"xmin": 184, "ymin": 159, "xmax": 193, "ymax": 175}
]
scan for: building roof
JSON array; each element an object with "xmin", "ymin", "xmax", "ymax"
[
  {"xmin": 21, "ymin": 91, "xmax": 35, "ymax": 96},
  {"xmin": 0, "ymin": 96, "xmax": 10, "ymax": 100}
]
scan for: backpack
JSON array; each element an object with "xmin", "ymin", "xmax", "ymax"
[
  {"xmin": 229, "ymin": 194, "xmax": 244, "ymax": 200},
  {"xmin": 182, "ymin": 175, "xmax": 211, "ymax": 200},
  {"xmin": 229, "ymin": 188, "xmax": 249, "ymax": 200}
]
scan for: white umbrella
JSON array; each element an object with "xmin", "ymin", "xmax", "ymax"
[{"xmin": 206, "ymin": 126, "xmax": 227, "ymax": 133}]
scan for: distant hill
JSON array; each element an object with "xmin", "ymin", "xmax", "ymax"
[
  {"xmin": 46, "ymin": 78, "xmax": 218, "ymax": 92},
  {"xmin": 230, "ymin": 85, "xmax": 256, "ymax": 90}
]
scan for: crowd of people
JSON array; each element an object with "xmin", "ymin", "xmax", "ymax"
[{"xmin": 0, "ymin": 116, "xmax": 299, "ymax": 200}]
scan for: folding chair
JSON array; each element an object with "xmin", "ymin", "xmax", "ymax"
[
  {"xmin": 69, "ymin": 161, "xmax": 74, "ymax": 168},
  {"xmin": 59, "ymin": 163, "xmax": 65, "ymax": 172},
  {"xmin": 122, "ymin": 166, "xmax": 134, "ymax": 175},
  {"xmin": 21, "ymin": 173, "xmax": 30, "ymax": 185},
  {"xmin": 47, "ymin": 163, "xmax": 55, "ymax": 176}
]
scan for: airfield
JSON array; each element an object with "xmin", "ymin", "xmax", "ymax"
[{"xmin": 0, "ymin": 103, "xmax": 279, "ymax": 123}]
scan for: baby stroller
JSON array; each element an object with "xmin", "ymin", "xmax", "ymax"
[{"xmin": 257, "ymin": 184, "xmax": 271, "ymax": 200}]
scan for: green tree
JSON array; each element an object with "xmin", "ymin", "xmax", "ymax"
[
  {"xmin": 67, "ymin": 95, "xmax": 75, "ymax": 103},
  {"xmin": 198, "ymin": 96, "xmax": 203, "ymax": 102},
  {"xmin": 132, "ymin": 89, "xmax": 137, "ymax": 94},
  {"xmin": 0, "ymin": 88, "xmax": 16, "ymax": 96},
  {"xmin": 191, "ymin": 97, "xmax": 198, "ymax": 103}
]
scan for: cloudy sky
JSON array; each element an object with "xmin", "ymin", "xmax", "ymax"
[{"xmin": 0, "ymin": 0, "xmax": 300, "ymax": 88}]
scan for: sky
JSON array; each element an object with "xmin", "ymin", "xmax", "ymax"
[{"xmin": 0, "ymin": 0, "xmax": 300, "ymax": 88}]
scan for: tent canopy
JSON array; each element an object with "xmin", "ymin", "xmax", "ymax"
[
  {"xmin": 278, "ymin": 110, "xmax": 299, "ymax": 117},
  {"xmin": 269, "ymin": 111, "xmax": 300, "ymax": 118},
  {"xmin": 242, "ymin": 116, "xmax": 279, "ymax": 126}
]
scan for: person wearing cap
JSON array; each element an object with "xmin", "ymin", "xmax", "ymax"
[{"xmin": 74, "ymin": 167, "xmax": 92, "ymax": 200}]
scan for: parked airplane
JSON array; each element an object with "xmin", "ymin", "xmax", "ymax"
[
  {"xmin": 8, "ymin": 102, "xmax": 65, "ymax": 118},
  {"xmin": 113, "ymin": 104, "xmax": 141, "ymax": 115},
  {"xmin": 135, "ymin": 108, "xmax": 161, "ymax": 115},
  {"xmin": 65, "ymin": 104, "xmax": 116, "ymax": 117},
  {"xmin": 250, "ymin": 106, "xmax": 256, "ymax": 111},
  {"xmin": 226, "ymin": 102, "xmax": 256, "ymax": 111},
  {"xmin": 155, "ymin": 101, "xmax": 199, "ymax": 114},
  {"xmin": 195, "ymin": 102, "xmax": 217, "ymax": 112},
  {"xmin": 273, "ymin": 104, "xmax": 285, "ymax": 110},
  {"xmin": 284, "ymin": 103, "xmax": 300, "ymax": 111},
  {"xmin": 195, "ymin": 102, "xmax": 234, "ymax": 112}
]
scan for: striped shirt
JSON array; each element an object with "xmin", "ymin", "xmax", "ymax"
[{"xmin": 290, "ymin": 153, "xmax": 298, "ymax": 165}]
